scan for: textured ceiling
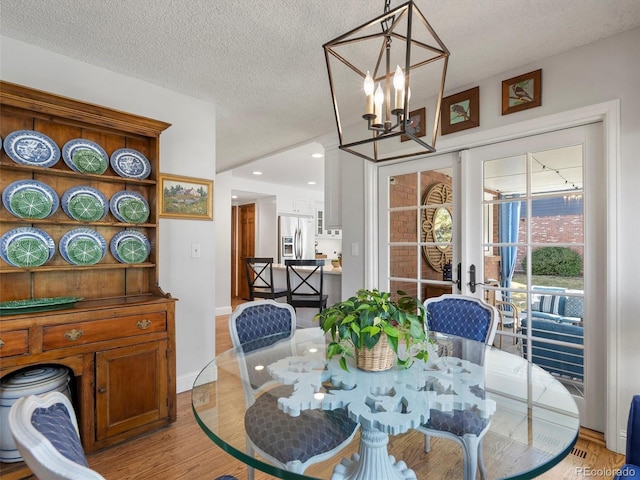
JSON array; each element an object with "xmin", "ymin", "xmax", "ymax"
[{"xmin": 2, "ymin": 0, "xmax": 640, "ymax": 177}]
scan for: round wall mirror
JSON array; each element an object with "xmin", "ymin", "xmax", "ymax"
[
  {"xmin": 433, "ymin": 207, "xmax": 452, "ymax": 249},
  {"xmin": 421, "ymin": 182, "xmax": 453, "ymax": 272}
]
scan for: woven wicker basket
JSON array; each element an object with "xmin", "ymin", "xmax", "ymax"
[{"xmin": 355, "ymin": 335, "xmax": 395, "ymax": 371}]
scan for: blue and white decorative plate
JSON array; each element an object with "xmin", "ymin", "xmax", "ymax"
[
  {"xmin": 109, "ymin": 190, "xmax": 150, "ymax": 223},
  {"xmin": 110, "ymin": 148, "xmax": 151, "ymax": 180},
  {"xmin": 62, "ymin": 139, "xmax": 109, "ymax": 174},
  {"xmin": 61, "ymin": 186, "xmax": 109, "ymax": 222},
  {"xmin": 59, "ymin": 228, "xmax": 107, "ymax": 266},
  {"xmin": 110, "ymin": 230, "xmax": 150, "ymax": 264},
  {"xmin": 0, "ymin": 227, "xmax": 55, "ymax": 268},
  {"xmin": 2, "ymin": 179, "xmax": 59, "ymax": 219},
  {"xmin": 3, "ymin": 130, "xmax": 60, "ymax": 167}
]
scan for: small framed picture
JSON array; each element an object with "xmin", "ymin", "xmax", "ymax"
[
  {"xmin": 440, "ymin": 86, "xmax": 480, "ymax": 135},
  {"xmin": 401, "ymin": 107, "xmax": 426, "ymax": 142},
  {"xmin": 159, "ymin": 173, "xmax": 213, "ymax": 220},
  {"xmin": 502, "ymin": 69, "xmax": 542, "ymax": 115}
]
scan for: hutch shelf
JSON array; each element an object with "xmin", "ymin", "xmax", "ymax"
[{"xmin": 0, "ymin": 81, "xmax": 176, "ymax": 478}]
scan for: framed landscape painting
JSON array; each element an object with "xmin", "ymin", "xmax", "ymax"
[
  {"xmin": 440, "ymin": 86, "xmax": 480, "ymax": 135},
  {"xmin": 159, "ymin": 173, "xmax": 213, "ymax": 220},
  {"xmin": 502, "ymin": 69, "xmax": 542, "ymax": 115}
]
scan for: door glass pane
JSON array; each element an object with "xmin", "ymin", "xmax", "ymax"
[
  {"xmin": 388, "ymin": 166, "xmax": 453, "ymax": 302},
  {"xmin": 482, "ymin": 143, "xmax": 585, "ymax": 400}
]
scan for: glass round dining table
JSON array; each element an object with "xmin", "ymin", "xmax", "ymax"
[{"xmin": 192, "ymin": 329, "xmax": 580, "ymax": 480}]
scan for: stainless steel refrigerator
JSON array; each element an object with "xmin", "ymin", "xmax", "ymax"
[{"xmin": 278, "ymin": 215, "xmax": 315, "ymax": 264}]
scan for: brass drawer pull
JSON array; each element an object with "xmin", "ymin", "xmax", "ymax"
[
  {"xmin": 64, "ymin": 329, "xmax": 83, "ymax": 341},
  {"xmin": 136, "ymin": 319, "xmax": 152, "ymax": 330},
  {"xmin": 0, "ymin": 339, "xmax": 4, "ymax": 349}
]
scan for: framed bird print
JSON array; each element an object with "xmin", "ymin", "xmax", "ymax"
[
  {"xmin": 502, "ymin": 69, "xmax": 542, "ymax": 115},
  {"xmin": 440, "ymin": 86, "xmax": 480, "ymax": 135},
  {"xmin": 401, "ymin": 107, "xmax": 426, "ymax": 142}
]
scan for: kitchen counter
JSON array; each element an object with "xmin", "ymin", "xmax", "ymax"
[
  {"xmin": 272, "ymin": 263, "xmax": 342, "ymax": 275},
  {"xmin": 271, "ymin": 263, "xmax": 341, "ymax": 328}
]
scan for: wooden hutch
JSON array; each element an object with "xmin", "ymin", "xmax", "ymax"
[{"xmin": 0, "ymin": 82, "xmax": 176, "ymax": 477}]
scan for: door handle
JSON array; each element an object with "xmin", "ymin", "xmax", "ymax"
[
  {"xmin": 456, "ymin": 263, "xmax": 462, "ymax": 291},
  {"xmin": 469, "ymin": 264, "xmax": 477, "ymax": 293}
]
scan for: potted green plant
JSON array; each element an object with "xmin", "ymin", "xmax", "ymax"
[{"xmin": 314, "ymin": 288, "xmax": 429, "ymax": 372}]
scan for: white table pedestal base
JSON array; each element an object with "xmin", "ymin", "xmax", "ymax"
[{"xmin": 330, "ymin": 427, "xmax": 416, "ymax": 480}]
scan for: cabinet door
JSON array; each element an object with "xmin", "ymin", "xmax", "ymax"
[
  {"xmin": 95, "ymin": 340, "xmax": 168, "ymax": 440},
  {"xmin": 278, "ymin": 197, "xmax": 313, "ymax": 215}
]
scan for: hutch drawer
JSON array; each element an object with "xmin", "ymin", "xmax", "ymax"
[
  {"xmin": 42, "ymin": 311, "xmax": 167, "ymax": 351},
  {"xmin": 0, "ymin": 329, "xmax": 29, "ymax": 357}
]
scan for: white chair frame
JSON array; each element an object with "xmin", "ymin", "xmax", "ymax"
[{"xmin": 9, "ymin": 391, "xmax": 105, "ymax": 480}]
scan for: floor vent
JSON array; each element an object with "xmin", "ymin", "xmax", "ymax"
[{"xmin": 571, "ymin": 447, "xmax": 588, "ymax": 459}]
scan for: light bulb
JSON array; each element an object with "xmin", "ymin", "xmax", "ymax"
[
  {"xmin": 364, "ymin": 71, "xmax": 374, "ymax": 116},
  {"xmin": 393, "ymin": 65, "xmax": 405, "ymax": 90},
  {"xmin": 364, "ymin": 71, "xmax": 374, "ymax": 96},
  {"xmin": 373, "ymin": 83, "xmax": 384, "ymax": 124},
  {"xmin": 393, "ymin": 65, "xmax": 405, "ymax": 111},
  {"xmin": 374, "ymin": 84, "xmax": 384, "ymax": 106}
]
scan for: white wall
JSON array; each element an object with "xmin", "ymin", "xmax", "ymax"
[
  {"xmin": 1, "ymin": 36, "xmax": 218, "ymax": 393},
  {"xmin": 338, "ymin": 27, "xmax": 640, "ymax": 452}
]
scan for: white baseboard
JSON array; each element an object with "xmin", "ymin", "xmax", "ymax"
[
  {"xmin": 216, "ymin": 305, "xmax": 232, "ymax": 316},
  {"xmin": 176, "ymin": 368, "xmax": 218, "ymax": 393}
]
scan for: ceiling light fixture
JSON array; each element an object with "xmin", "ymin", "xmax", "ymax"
[
  {"xmin": 311, "ymin": 153, "xmax": 324, "ymax": 158},
  {"xmin": 252, "ymin": 171, "xmax": 262, "ymax": 175},
  {"xmin": 323, "ymin": 0, "xmax": 449, "ymax": 163}
]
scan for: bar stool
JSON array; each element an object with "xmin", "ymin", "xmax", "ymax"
[
  {"xmin": 245, "ymin": 257, "xmax": 288, "ymax": 301},
  {"xmin": 285, "ymin": 259, "xmax": 328, "ymax": 313}
]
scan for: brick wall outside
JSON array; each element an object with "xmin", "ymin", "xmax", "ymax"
[{"xmin": 389, "ymin": 174, "xmax": 584, "ymax": 284}]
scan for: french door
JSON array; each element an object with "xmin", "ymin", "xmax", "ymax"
[{"xmin": 378, "ymin": 124, "xmax": 604, "ymax": 431}]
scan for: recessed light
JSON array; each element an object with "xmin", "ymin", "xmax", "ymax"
[
  {"xmin": 308, "ymin": 181, "xmax": 316, "ymax": 185},
  {"xmin": 311, "ymin": 153, "xmax": 324, "ymax": 158},
  {"xmin": 231, "ymin": 195, "xmax": 238, "ymax": 199},
  {"xmin": 252, "ymin": 171, "xmax": 262, "ymax": 175}
]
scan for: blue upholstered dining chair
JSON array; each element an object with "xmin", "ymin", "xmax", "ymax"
[
  {"xmin": 418, "ymin": 294, "xmax": 499, "ymax": 480},
  {"xmin": 615, "ymin": 395, "xmax": 640, "ymax": 479},
  {"xmin": 9, "ymin": 391, "xmax": 106, "ymax": 480},
  {"xmin": 229, "ymin": 300, "xmax": 358, "ymax": 479},
  {"xmin": 10, "ymin": 392, "xmax": 240, "ymax": 480}
]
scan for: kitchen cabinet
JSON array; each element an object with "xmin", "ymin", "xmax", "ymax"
[
  {"xmin": 0, "ymin": 81, "xmax": 176, "ymax": 476},
  {"xmin": 277, "ymin": 197, "xmax": 313, "ymax": 215},
  {"xmin": 315, "ymin": 202, "xmax": 342, "ymax": 239}
]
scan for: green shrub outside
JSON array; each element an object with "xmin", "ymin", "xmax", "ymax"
[{"xmin": 522, "ymin": 246, "xmax": 583, "ymax": 277}]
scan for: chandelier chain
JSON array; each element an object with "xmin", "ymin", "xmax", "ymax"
[{"xmin": 380, "ymin": 0, "xmax": 395, "ymax": 35}]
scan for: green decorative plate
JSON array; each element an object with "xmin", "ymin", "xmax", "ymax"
[
  {"xmin": 10, "ymin": 189, "xmax": 53, "ymax": 219},
  {"xmin": 68, "ymin": 193, "xmax": 105, "ymax": 221},
  {"xmin": 72, "ymin": 149, "xmax": 108, "ymax": 174},
  {"xmin": 61, "ymin": 186, "xmax": 108, "ymax": 222},
  {"xmin": 66, "ymin": 237, "xmax": 103, "ymax": 265},
  {"xmin": 6, "ymin": 237, "xmax": 50, "ymax": 267},
  {"xmin": 118, "ymin": 198, "xmax": 150, "ymax": 223},
  {"xmin": 116, "ymin": 237, "xmax": 149, "ymax": 263},
  {"xmin": 0, "ymin": 297, "xmax": 82, "ymax": 316},
  {"xmin": 2, "ymin": 180, "xmax": 59, "ymax": 220}
]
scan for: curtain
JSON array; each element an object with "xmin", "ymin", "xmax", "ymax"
[{"xmin": 498, "ymin": 195, "xmax": 522, "ymax": 292}]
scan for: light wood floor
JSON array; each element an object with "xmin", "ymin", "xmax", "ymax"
[{"xmin": 83, "ymin": 302, "xmax": 627, "ymax": 479}]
